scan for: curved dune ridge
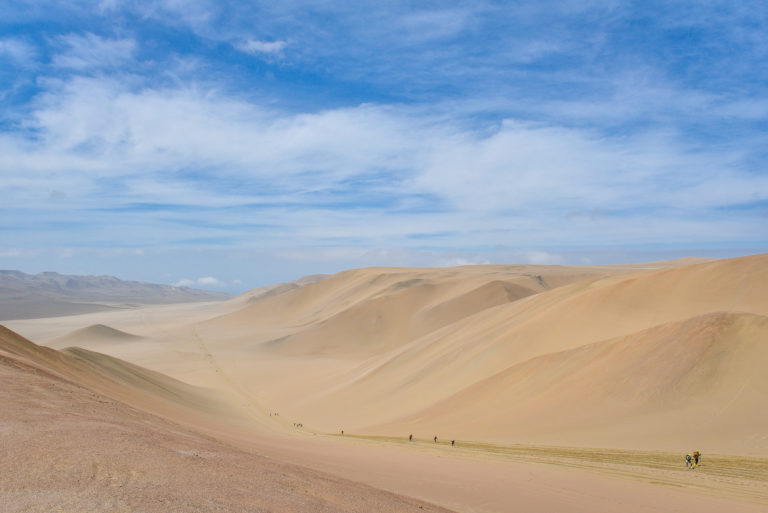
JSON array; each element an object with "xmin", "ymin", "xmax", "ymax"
[
  {"xmin": 53, "ymin": 323, "xmax": 144, "ymax": 344},
  {"xmin": 0, "ymin": 325, "xmax": 247, "ymax": 432},
  {"xmin": 189, "ymin": 253, "xmax": 768, "ymax": 454}
]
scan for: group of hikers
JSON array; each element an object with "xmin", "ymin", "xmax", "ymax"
[
  {"xmin": 405, "ymin": 434, "xmax": 455, "ymax": 446},
  {"xmin": 685, "ymin": 451, "xmax": 702, "ymax": 469}
]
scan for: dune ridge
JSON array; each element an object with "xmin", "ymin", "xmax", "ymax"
[
  {"xmin": 53, "ymin": 323, "xmax": 144, "ymax": 344},
  {"xmin": 0, "ymin": 325, "xmax": 247, "ymax": 432}
]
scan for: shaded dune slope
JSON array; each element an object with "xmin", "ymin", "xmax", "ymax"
[
  {"xmin": 201, "ymin": 264, "xmax": 629, "ymax": 348},
  {"xmin": 52, "ymin": 323, "xmax": 144, "ymax": 345},
  {"xmin": 0, "ymin": 325, "xmax": 244, "ymax": 430},
  {"xmin": 371, "ymin": 312, "xmax": 768, "ymax": 454}
]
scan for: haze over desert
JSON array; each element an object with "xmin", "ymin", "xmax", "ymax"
[{"xmin": 3, "ymin": 1, "xmax": 768, "ymax": 512}]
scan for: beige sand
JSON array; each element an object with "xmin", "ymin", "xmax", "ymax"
[
  {"xmin": 4, "ymin": 254, "xmax": 768, "ymax": 512},
  {"xmin": 0, "ymin": 333, "xmax": 451, "ymax": 513}
]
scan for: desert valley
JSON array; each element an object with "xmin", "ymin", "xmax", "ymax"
[{"xmin": 2, "ymin": 254, "xmax": 767, "ymax": 512}]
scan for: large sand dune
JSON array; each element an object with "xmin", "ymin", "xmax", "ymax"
[
  {"xmin": 373, "ymin": 312, "xmax": 768, "ymax": 454},
  {"xmin": 182, "ymin": 254, "xmax": 768, "ymax": 456}
]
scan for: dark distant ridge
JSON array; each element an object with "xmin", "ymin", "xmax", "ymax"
[{"xmin": 0, "ymin": 270, "xmax": 230, "ymax": 321}]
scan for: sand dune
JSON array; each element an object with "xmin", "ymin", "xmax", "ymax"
[
  {"xmin": 184, "ymin": 254, "xmax": 768, "ymax": 456},
  {"xmin": 372, "ymin": 312, "xmax": 768, "ymax": 454},
  {"xmin": 0, "ymin": 325, "xmax": 248, "ymax": 433},
  {"xmin": 53, "ymin": 323, "xmax": 144, "ymax": 344},
  {"xmin": 4, "ymin": 255, "xmax": 768, "ymax": 512}
]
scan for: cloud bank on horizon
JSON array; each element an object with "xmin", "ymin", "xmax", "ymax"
[{"xmin": 1, "ymin": 1, "xmax": 767, "ymax": 290}]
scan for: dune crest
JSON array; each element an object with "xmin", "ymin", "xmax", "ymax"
[
  {"xmin": 53, "ymin": 323, "xmax": 144, "ymax": 344},
  {"xmin": 0, "ymin": 325, "xmax": 247, "ymax": 432}
]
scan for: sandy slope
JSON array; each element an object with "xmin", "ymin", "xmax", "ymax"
[
  {"xmin": 0, "ymin": 325, "xmax": 251, "ymax": 435},
  {"xmin": 0, "ymin": 333, "xmax": 451, "ymax": 513},
  {"xmin": 373, "ymin": 312, "xmax": 768, "ymax": 454}
]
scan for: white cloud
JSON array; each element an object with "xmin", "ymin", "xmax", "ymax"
[
  {"xmin": 397, "ymin": 9, "xmax": 471, "ymax": 42},
  {"xmin": 197, "ymin": 276, "xmax": 222, "ymax": 286},
  {"xmin": 234, "ymin": 39, "xmax": 287, "ymax": 56},
  {"xmin": 434, "ymin": 257, "xmax": 491, "ymax": 267},
  {"xmin": 174, "ymin": 277, "xmax": 225, "ymax": 288},
  {"xmin": 0, "ymin": 38, "xmax": 37, "ymax": 62},
  {"xmin": 1, "ymin": 75, "xmax": 766, "ymax": 252},
  {"xmin": 52, "ymin": 33, "xmax": 136, "ymax": 70},
  {"xmin": 518, "ymin": 251, "xmax": 564, "ymax": 265}
]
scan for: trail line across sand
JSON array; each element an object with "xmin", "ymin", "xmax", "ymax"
[
  {"xmin": 189, "ymin": 326, "xmax": 281, "ymax": 429},
  {"xmin": 325, "ymin": 434, "xmax": 768, "ymax": 505}
]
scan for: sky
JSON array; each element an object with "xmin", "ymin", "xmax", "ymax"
[{"xmin": 1, "ymin": 0, "xmax": 767, "ymax": 293}]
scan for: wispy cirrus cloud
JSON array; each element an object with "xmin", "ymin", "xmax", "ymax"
[
  {"xmin": 0, "ymin": 38, "xmax": 37, "ymax": 62},
  {"xmin": 52, "ymin": 33, "xmax": 136, "ymax": 70},
  {"xmin": 2, "ymin": 72, "xmax": 765, "ymax": 255},
  {"xmin": 234, "ymin": 39, "xmax": 287, "ymax": 56}
]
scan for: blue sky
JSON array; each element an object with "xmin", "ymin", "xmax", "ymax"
[{"xmin": 1, "ymin": 1, "xmax": 767, "ymax": 292}]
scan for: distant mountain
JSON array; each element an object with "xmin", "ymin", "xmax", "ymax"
[{"xmin": 0, "ymin": 270, "xmax": 230, "ymax": 320}]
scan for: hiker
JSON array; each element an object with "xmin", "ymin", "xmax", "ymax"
[
  {"xmin": 685, "ymin": 453, "xmax": 694, "ymax": 469},
  {"xmin": 693, "ymin": 451, "xmax": 701, "ymax": 467},
  {"xmin": 341, "ymin": 430, "xmax": 344, "ymax": 435},
  {"xmin": 434, "ymin": 436, "xmax": 438, "ymax": 443},
  {"xmin": 409, "ymin": 434, "xmax": 413, "ymax": 441},
  {"xmin": 451, "ymin": 440, "xmax": 455, "ymax": 447}
]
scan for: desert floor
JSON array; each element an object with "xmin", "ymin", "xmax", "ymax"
[{"xmin": 4, "ymin": 256, "xmax": 768, "ymax": 512}]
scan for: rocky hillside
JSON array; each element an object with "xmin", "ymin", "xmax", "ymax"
[{"xmin": 0, "ymin": 270, "xmax": 230, "ymax": 320}]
